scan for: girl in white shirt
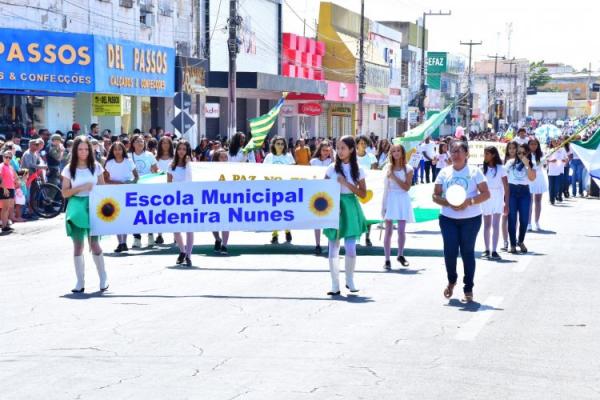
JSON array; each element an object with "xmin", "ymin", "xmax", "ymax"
[
  {"xmin": 527, "ymin": 138, "xmax": 547, "ymax": 231},
  {"xmin": 546, "ymin": 139, "xmax": 567, "ymax": 205},
  {"xmin": 433, "ymin": 142, "xmax": 451, "ymax": 181},
  {"xmin": 264, "ymin": 136, "xmax": 295, "ymax": 244},
  {"xmin": 228, "ymin": 132, "xmax": 255, "ymax": 163},
  {"xmin": 309, "ymin": 141, "xmax": 334, "ymax": 255},
  {"xmin": 481, "ymin": 146, "xmax": 508, "ymax": 259},
  {"xmin": 381, "ymin": 144, "xmax": 414, "ymax": 269},
  {"xmin": 61, "ymin": 136, "xmax": 107, "ymax": 293},
  {"xmin": 501, "ymin": 141, "xmax": 518, "ymax": 251},
  {"xmin": 104, "ymin": 141, "xmax": 139, "ymax": 253},
  {"xmin": 356, "ymin": 135, "xmax": 377, "ymax": 247},
  {"xmin": 130, "ymin": 134, "xmax": 159, "ymax": 248},
  {"xmin": 155, "ymin": 136, "xmax": 174, "ymax": 245},
  {"xmin": 168, "ymin": 140, "xmax": 194, "ymax": 267}
]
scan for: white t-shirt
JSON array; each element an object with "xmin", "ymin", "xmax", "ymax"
[
  {"xmin": 326, "ymin": 163, "xmax": 366, "ymax": 194},
  {"xmin": 156, "ymin": 158, "xmax": 173, "ymax": 173},
  {"xmin": 168, "ymin": 165, "xmax": 191, "ymax": 182},
  {"xmin": 436, "ymin": 153, "xmax": 450, "ymax": 169},
  {"xmin": 435, "ymin": 164, "xmax": 486, "ymax": 219},
  {"xmin": 421, "ymin": 142, "xmax": 436, "ymax": 160},
  {"xmin": 263, "ymin": 153, "xmax": 295, "ymax": 165},
  {"xmin": 130, "ymin": 151, "xmax": 157, "ymax": 176},
  {"xmin": 483, "ymin": 164, "xmax": 507, "ymax": 191},
  {"xmin": 547, "ymin": 148, "xmax": 567, "ymax": 176},
  {"xmin": 505, "ymin": 159, "xmax": 532, "ymax": 185},
  {"xmin": 104, "ymin": 158, "xmax": 135, "ymax": 183},
  {"xmin": 386, "ymin": 165, "xmax": 414, "ymax": 192},
  {"xmin": 515, "ymin": 136, "xmax": 530, "ymax": 145},
  {"xmin": 310, "ymin": 158, "xmax": 333, "ymax": 167},
  {"xmin": 61, "ymin": 164, "xmax": 104, "ymax": 197},
  {"xmin": 357, "ymin": 153, "xmax": 377, "ymax": 170}
]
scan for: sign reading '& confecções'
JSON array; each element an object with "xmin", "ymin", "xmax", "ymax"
[{"xmin": 0, "ymin": 27, "xmax": 174, "ymax": 96}]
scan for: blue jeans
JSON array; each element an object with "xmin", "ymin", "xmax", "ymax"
[
  {"xmin": 571, "ymin": 159, "xmax": 584, "ymax": 196},
  {"xmin": 439, "ymin": 214, "xmax": 482, "ymax": 293},
  {"xmin": 418, "ymin": 160, "xmax": 425, "ymax": 182},
  {"xmin": 562, "ymin": 163, "xmax": 570, "ymax": 194},
  {"xmin": 508, "ymin": 184, "xmax": 531, "ymax": 246},
  {"xmin": 548, "ymin": 174, "xmax": 563, "ymax": 204}
]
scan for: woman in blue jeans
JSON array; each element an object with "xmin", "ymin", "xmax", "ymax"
[
  {"xmin": 433, "ymin": 140, "xmax": 490, "ymax": 303},
  {"xmin": 504, "ymin": 144, "xmax": 537, "ymax": 253}
]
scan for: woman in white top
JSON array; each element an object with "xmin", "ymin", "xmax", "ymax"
[
  {"xmin": 130, "ymin": 134, "xmax": 159, "ymax": 248},
  {"xmin": 309, "ymin": 141, "xmax": 334, "ymax": 255},
  {"xmin": 61, "ymin": 136, "xmax": 107, "ymax": 293},
  {"xmin": 480, "ymin": 146, "xmax": 508, "ymax": 259},
  {"xmin": 527, "ymin": 138, "xmax": 547, "ymax": 231},
  {"xmin": 381, "ymin": 144, "xmax": 414, "ymax": 270},
  {"xmin": 154, "ymin": 136, "xmax": 174, "ymax": 245},
  {"xmin": 433, "ymin": 142, "xmax": 451, "ymax": 181},
  {"xmin": 264, "ymin": 136, "xmax": 295, "ymax": 244},
  {"xmin": 505, "ymin": 143, "xmax": 537, "ymax": 254},
  {"xmin": 433, "ymin": 140, "xmax": 490, "ymax": 303},
  {"xmin": 228, "ymin": 132, "xmax": 255, "ymax": 163},
  {"xmin": 103, "ymin": 141, "xmax": 139, "ymax": 253},
  {"xmin": 356, "ymin": 135, "xmax": 377, "ymax": 247},
  {"xmin": 501, "ymin": 141, "xmax": 518, "ymax": 251},
  {"xmin": 168, "ymin": 140, "xmax": 194, "ymax": 267},
  {"xmin": 375, "ymin": 138, "xmax": 391, "ymax": 169},
  {"xmin": 546, "ymin": 139, "xmax": 567, "ymax": 205}
]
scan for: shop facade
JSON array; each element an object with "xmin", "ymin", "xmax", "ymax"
[{"xmin": 0, "ymin": 27, "xmax": 175, "ymax": 137}]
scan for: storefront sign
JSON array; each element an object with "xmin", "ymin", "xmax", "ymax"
[
  {"xmin": 426, "ymin": 52, "xmax": 447, "ymax": 90},
  {"xmin": 90, "ymin": 179, "xmax": 340, "ymax": 235},
  {"xmin": 281, "ymin": 104, "xmax": 296, "ymax": 117},
  {"xmin": 298, "ymin": 103, "xmax": 322, "ymax": 116},
  {"xmin": 0, "ymin": 27, "xmax": 94, "ymax": 92},
  {"xmin": 204, "ymin": 103, "xmax": 220, "ymax": 118},
  {"xmin": 94, "ymin": 35, "xmax": 175, "ymax": 97},
  {"xmin": 93, "ymin": 94, "xmax": 121, "ymax": 116},
  {"xmin": 0, "ymin": 28, "xmax": 174, "ymax": 96},
  {"xmin": 330, "ymin": 105, "xmax": 352, "ymax": 116},
  {"xmin": 325, "ymin": 81, "xmax": 358, "ymax": 103}
]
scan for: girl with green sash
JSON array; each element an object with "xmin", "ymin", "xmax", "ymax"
[
  {"xmin": 323, "ymin": 136, "xmax": 368, "ymax": 296},
  {"xmin": 61, "ymin": 136, "xmax": 108, "ymax": 293}
]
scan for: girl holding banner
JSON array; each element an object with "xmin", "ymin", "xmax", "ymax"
[
  {"xmin": 264, "ymin": 136, "xmax": 295, "ymax": 244},
  {"xmin": 103, "ymin": 142, "xmax": 139, "ymax": 253},
  {"xmin": 481, "ymin": 146, "xmax": 508, "ymax": 260},
  {"xmin": 323, "ymin": 136, "xmax": 368, "ymax": 296},
  {"xmin": 527, "ymin": 138, "xmax": 547, "ymax": 231},
  {"xmin": 155, "ymin": 136, "xmax": 174, "ymax": 245},
  {"xmin": 310, "ymin": 141, "xmax": 335, "ymax": 255},
  {"xmin": 168, "ymin": 140, "xmax": 194, "ymax": 267},
  {"xmin": 381, "ymin": 144, "xmax": 414, "ymax": 269},
  {"xmin": 61, "ymin": 136, "xmax": 108, "ymax": 293},
  {"xmin": 130, "ymin": 134, "xmax": 159, "ymax": 248}
]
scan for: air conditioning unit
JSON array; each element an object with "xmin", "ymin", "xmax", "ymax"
[
  {"xmin": 139, "ymin": 0, "xmax": 154, "ymax": 13},
  {"xmin": 140, "ymin": 13, "xmax": 156, "ymax": 28},
  {"xmin": 158, "ymin": 0, "xmax": 173, "ymax": 16},
  {"xmin": 120, "ymin": 0, "xmax": 133, "ymax": 8},
  {"xmin": 176, "ymin": 41, "xmax": 190, "ymax": 57}
]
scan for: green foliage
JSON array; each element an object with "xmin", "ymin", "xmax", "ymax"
[{"xmin": 529, "ymin": 60, "xmax": 552, "ymax": 89}]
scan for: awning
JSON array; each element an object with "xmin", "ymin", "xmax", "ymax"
[{"xmin": 208, "ymin": 72, "xmax": 327, "ymax": 95}]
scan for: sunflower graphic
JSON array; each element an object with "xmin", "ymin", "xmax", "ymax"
[
  {"xmin": 96, "ymin": 197, "xmax": 121, "ymax": 222},
  {"xmin": 309, "ymin": 192, "xmax": 334, "ymax": 217}
]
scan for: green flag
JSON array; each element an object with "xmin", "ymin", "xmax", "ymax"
[
  {"xmin": 392, "ymin": 104, "xmax": 453, "ymax": 145},
  {"xmin": 244, "ymin": 97, "xmax": 285, "ymax": 152}
]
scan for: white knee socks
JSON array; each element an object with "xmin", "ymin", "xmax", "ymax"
[
  {"xmin": 92, "ymin": 253, "xmax": 108, "ymax": 291},
  {"xmin": 345, "ymin": 256, "xmax": 358, "ymax": 292},
  {"xmin": 73, "ymin": 255, "xmax": 85, "ymax": 291}
]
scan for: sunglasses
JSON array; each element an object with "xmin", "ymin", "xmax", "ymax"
[{"xmin": 3, "ymin": 155, "xmax": 12, "ymax": 159}]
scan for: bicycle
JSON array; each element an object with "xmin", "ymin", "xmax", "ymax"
[{"xmin": 26, "ymin": 169, "xmax": 65, "ymax": 218}]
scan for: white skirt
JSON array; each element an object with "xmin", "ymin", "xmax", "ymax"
[
  {"xmin": 529, "ymin": 168, "xmax": 548, "ymax": 194},
  {"xmin": 481, "ymin": 188, "xmax": 505, "ymax": 215},
  {"xmin": 383, "ymin": 190, "xmax": 415, "ymax": 222}
]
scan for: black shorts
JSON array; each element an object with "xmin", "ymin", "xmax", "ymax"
[{"xmin": 0, "ymin": 189, "xmax": 15, "ymax": 200}]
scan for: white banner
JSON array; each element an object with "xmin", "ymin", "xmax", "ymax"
[
  {"xmin": 467, "ymin": 141, "xmax": 507, "ymax": 166},
  {"xmin": 90, "ymin": 179, "xmax": 340, "ymax": 235}
]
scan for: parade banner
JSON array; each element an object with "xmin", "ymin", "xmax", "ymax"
[
  {"xmin": 467, "ymin": 141, "xmax": 507, "ymax": 166},
  {"xmin": 90, "ymin": 179, "xmax": 340, "ymax": 235}
]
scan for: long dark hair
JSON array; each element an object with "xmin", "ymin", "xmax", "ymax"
[
  {"xmin": 171, "ymin": 140, "xmax": 192, "ymax": 169},
  {"xmin": 69, "ymin": 136, "xmax": 95, "ymax": 180},
  {"xmin": 504, "ymin": 141, "xmax": 518, "ymax": 164},
  {"xmin": 156, "ymin": 136, "xmax": 174, "ymax": 160},
  {"xmin": 483, "ymin": 145, "xmax": 503, "ymax": 176},
  {"xmin": 129, "ymin": 134, "xmax": 145, "ymax": 154},
  {"xmin": 312, "ymin": 140, "xmax": 332, "ymax": 160},
  {"xmin": 376, "ymin": 138, "xmax": 390, "ymax": 159},
  {"xmin": 512, "ymin": 143, "xmax": 532, "ymax": 171},
  {"xmin": 334, "ymin": 135, "xmax": 360, "ymax": 183},
  {"xmin": 104, "ymin": 141, "xmax": 129, "ymax": 165},
  {"xmin": 229, "ymin": 132, "xmax": 246, "ymax": 157},
  {"xmin": 528, "ymin": 138, "xmax": 543, "ymax": 163},
  {"xmin": 269, "ymin": 135, "xmax": 288, "ymax": 155}
]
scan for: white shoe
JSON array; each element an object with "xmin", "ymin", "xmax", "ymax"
[
  {"xmin": 92, "ymin": 253, "xmax": 108, "ymax": 291},
  {"xmin": 132, "ymin": 238, "xmax": 142, "ymax": 248},
  {"xmin": 148, "ymin": 234, "xmax": 155, "ymax": 247},
  {"xmin": 344, "ymin": 256, "xmax": 359, "ymax": 293}
]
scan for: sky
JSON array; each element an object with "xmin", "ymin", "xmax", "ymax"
[{"xmin": 282, "ymin": 0, "xmax": 600, "ymax": 71}]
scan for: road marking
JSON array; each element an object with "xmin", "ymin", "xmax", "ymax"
[
  {"xmin": 513, "ymin": 254, "xmax": 533, "ymax": 273},
  {"xmin": 455, "ymin": 295, "xmax": 504, "ymax": 341}
]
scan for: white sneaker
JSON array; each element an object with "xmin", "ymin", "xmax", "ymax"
[
  {"xmin": 132, "ymin": 238, "xmax": 142, "ymax": 248},
  {"xmin": 148, "ymin": 234, "xmax": 155, "ymax": 247}
]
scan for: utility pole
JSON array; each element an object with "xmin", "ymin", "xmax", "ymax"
[
  {"xmin": 487, "ymin": 54, "xmax": 506, "ymax": 132},
  {"xmin": 460, "ymin": 40, "xmax": 482, "ymax": 130},
  {"xmin": 418, "ymin": 10, "xmax": 451, "ymax": 122},
  {"xmin": 357, "ymin": 0, "xmax": 366, "ymax": 136},
  {"xmin": 227, "ymin": 0, "xmax": 242, "ymax": 140},
  {"xmin": 505, "ymin": 58, "xmax": 518, "ymax": 125}
]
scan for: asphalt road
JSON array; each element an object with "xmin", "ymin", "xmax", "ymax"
[{"xmin": 1, "ymin": 194, "xmax": 599, "ymax": 399}]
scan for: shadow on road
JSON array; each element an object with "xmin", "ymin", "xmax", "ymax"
[{"xmin": 445, "ymin": 298, "xmax": 505, "ymax": 312}]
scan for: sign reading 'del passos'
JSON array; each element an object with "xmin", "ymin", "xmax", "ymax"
[{"xmin": 298, "ymin": 103, "xmax": 322, "ymax": 116}]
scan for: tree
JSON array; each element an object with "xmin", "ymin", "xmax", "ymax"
[{"xmin": 529, "ymin": 60, "xmax": 552, "ymax": 89}]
